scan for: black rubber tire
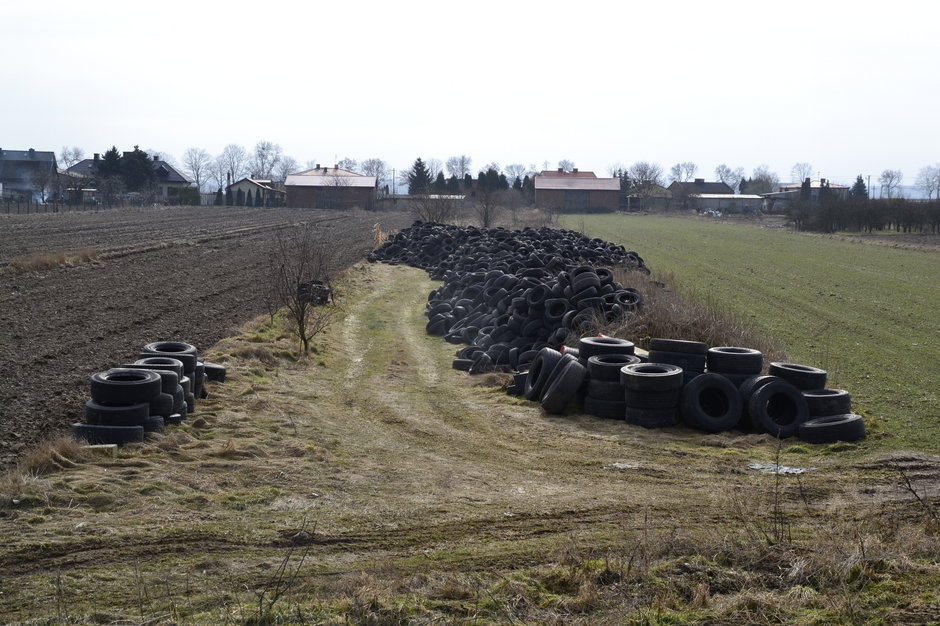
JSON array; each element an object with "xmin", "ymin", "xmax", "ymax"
[
  {"xmin": 649, "ymin": 338, "xmax": 708, "ymax": 355},
  {"xmin": 738, "ymin": 375, "xmax": 781, "ymax": 420},
  {"xmin": 71, "ymin": 423, "xmax": 145, "ymax": 445},
  {"xmin": 84, "ymin": 400, "xmax": 149, "ymax": 426},
  {"xmin": 584, "ymin": 396, "xmax": 626, "ymax": 419},
  {"xmin": 587, "ymin": 379, "xmax": 624, "ymax": 402},
  {"xmin": 620, "ymin": 363, "xmax": 684, "ymax": 392},
  {"xmin": 768, "ymin": 362, "xmax": 828, "ymax": 391},
  {"xmin": 172, "ymin": 385, "xmax": 185, "ymax": 413},
  {"xmin": 143, "ymin": 416, "xmax": 165, "ymax": 433},
  {"xmin": 624, "ymin": 406, "xmax": 679, "ymax": 429},
  {"xmin": 469, "ymin": 353, "xmax": 493, "ymax": 374},
  {"xmin": 587, "ymin": 354, "xmax": 641, "ymax": 381},
  {"xmin": 798, "ymin": 414, "xmax": 866, "ymax": 443},
  {"xmin": 524, "ymin": 348, "xmax": 563, "ymax": 401},
  {"xmin": 706, "ymin": 347, "xmax": 763, "ymax": 375},
  {"xmin": 193, "ymin": 363, "xmax": 206, "ymax": 399},
  {"xmin": 118, "ymin": 366, "xmax": 179, "ymax": 394},
  {"xmin": 185, "ymin": 392, "xmax": 195, "ymax": 414},
  {"xmin": 149, "ymin": 392, "xmax": 174, "ymax": 418},
  {"xmin": 165, "ymin": 413, "xmax": 183, "ymax": 426},
  {"xmin": 803, "ymin": 388, "xmax": 852, "ymax": 417},
  {"xmin": 140, "ymin": 342, "xmax": 198, "ymax": 371},
  {"xmin": 648, "ymin": 350, "xmax": 706, "ymax": 372},
  {"xmin": 134, "ymin": 357, "xmax": 185, "ymax": 379},
  {"xmin": 452, "ymin": 358, "xmax": 473, "ymax": 371},
  {"xmin": 623, "ymin": 388, "xmax": 682, "ymax": 409},
  {"xmin": 680, "ymin": 373, "xmax": 743, "ymax": 432},
  {"xmin": 179, "ymin": 375, "xmax": 192, "ymax": 393},
  {"xmin": 747, "ymin": 380, "xmax": 810, "ymax": 438},
  {"xmin": 540, "ymin": 359, "xmax": 587, "ymax": 414},
  {"xmin": 203, "ymin": 362, "xmax": 226, "ymax": 383},
  {"xmin": 90, "ymin": 369, "xmax": 162, "ymax": 404},
  {"xmin": 579, "ymin": 336, "xmax": 635, "ymax": 359}
]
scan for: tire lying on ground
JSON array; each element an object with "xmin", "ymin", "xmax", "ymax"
[
  {"xmin": 90, "ymin": 369, "xmax": 162, "ymax": 405},
  {"xmin": 738, "ymin": 375, "xmax": 780, "ymax": 423},
  {"xmin": 679, "ymin": 373, "xmax": 743, "ymax": 432},
  {"xmin": 798, "ymin": 413, "xmax": 866, "ymax": 443},
  {"xmin": 203, "ymin": 362, "xmax": 227, "ymax": 383},
  {"xmin": 747, "ymin": 379, "xmax": 810, "ymax": 438},
  {"xmin": 524, "ymin": 348, "xmax": 564, "ymax": 401}
]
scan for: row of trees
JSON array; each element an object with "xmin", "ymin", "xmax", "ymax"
[{"xmin": 790, "ymin": 197, "xmax": 940, "ymax": 234}]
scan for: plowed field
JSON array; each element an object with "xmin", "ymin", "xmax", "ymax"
[{"xmin": 0, "ymin": 206, "xmax": 412, "ymax": 467}]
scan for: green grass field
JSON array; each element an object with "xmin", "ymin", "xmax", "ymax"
[{"xmin": 566, "ymin": 214, "xmax": 940, "ymax": 452}]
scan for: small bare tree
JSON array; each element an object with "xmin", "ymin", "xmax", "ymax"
[
  {"xmin": 266, "ymin": 225, "xmax": 337, "ymax": 354},
  {"xmin": 411, "ymin": 194, "xmax": 458, "ymax": 222},
  {"xmin": 182, "ymin": 147, "xmax": 212, "ymax": 192},
  {"xmin": 790, "ymin": 162, "xmax": 814, "ymax": 183},
  {"xmin": 878, "ymin": 169, "xmax": 903, "ymax": 198},
  {"xmin": 475, "ymin": 185, "xmax": 501, "ymax": 228}
]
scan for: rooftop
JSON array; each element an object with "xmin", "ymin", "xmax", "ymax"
[{"xmin": 535, "ymin": 177, "xmax": 619, "ymax": 191}]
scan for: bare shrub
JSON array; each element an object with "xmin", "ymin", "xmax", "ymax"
[
  {"xmin": 18, "ymin": 435, "xmax": 86, "ymax": 475},
  {"xmin": 265, "ymin": 225, "xmax": 338, "ymax": 354},
  {"xmin": 11, "ymin": 251, "xmax": 68, "ymax": 272},
  {"xmin": 410, "ymin": 194, "xmax": 459, "ymax": 223},
  {"xmin": 588, "ymin": 268, "xmax": 787, "ymax": 361}
]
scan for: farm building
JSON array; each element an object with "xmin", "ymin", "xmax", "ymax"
[
  {"xmin": 226, "ymin": 177, "xmax": 285, "ymax": 207},
  {"xmin": 285, "ymin": 165, "xmax": 377, "ymax": 210},
  {"xmin": 535, "ymin": 169, "xmax": 620, "ymax": 212},
  {"xmin": 690, "ymin": 193, "xmax": 764, "ymax": 214},
  {"xmin": 0, "ymin": 148, "xmax": 59, "ymax": 201},
  {"xmin": 68, "ymin": 153, "xmax": 193, "ymax": 201},
  {"xmin": 761, "ymin": 178, "xmax": 851, "ymax": 212}
]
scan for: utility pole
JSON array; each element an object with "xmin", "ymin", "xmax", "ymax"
[{"xmin": 392, "ymin": 169, "xmax": 396, "ymax": 195}]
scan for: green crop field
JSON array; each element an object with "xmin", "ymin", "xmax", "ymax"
[{"xmin": 565, "ymin": 214, "xmax": 940, "ymax": 452}]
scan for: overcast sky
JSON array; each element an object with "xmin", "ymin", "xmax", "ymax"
[{"xmin": 3, "ymin": 0, "xmax": 938, "ymax": 187}]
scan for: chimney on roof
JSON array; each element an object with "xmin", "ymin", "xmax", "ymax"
[
  {"xmin": 694, "ymin": 178, "xmax": 704, "ymax": 184},
  {"xmin": 573, "ymin": 168, "xmax": 578, "ymax": 173},
  {"xmin": 558, "ymin": 167, "xmax": 564, "ymax": 173},
  {"xmin": 28, "ymin": 148, "xmax": 35, "ymax": 158},
  {"xmin": 94, "ymin": 153, "xmax": 99, "ymax": 161},
  {"xmin": 316, "ymin": 163, "xmax": 321, "ymax": 170},
  {"xmin": 805, "ymin": 177, "xmax": 811, "ymax": 184}
]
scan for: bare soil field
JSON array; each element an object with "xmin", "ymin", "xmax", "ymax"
[
  {"xmin": 0, "ymin": 206, "xmax": 412, "ymax": 467},
  {"xmin": 0, "ymin": 262, "xmax": 937, "ymax": 623}
]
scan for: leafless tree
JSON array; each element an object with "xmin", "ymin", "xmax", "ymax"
[
  {"xmin": 304, "ymin": 159, "xmax": 319, "ymax": 170},
  {"xmin": 360, "ymin": 158, "xmax": 388, "ymax": 188},
  {"xmin": 748, "ymin": 165, "xmax": 780, "ymax": 195},
  {"xmin": 915, "ymin": 165, "xmax": 940, "ymax": 200},
  {"xmin": 182, "ymin": 147, "xmax": 212, "ymax": 191},
  {"xmin": 628, "ymin": 161, "xmax": 664, "ymax": 186},
  {"xmin": 715, "ymin": 164, "xmax": 745, "ymax": 193},
  {"xmin": 426, "ymin": 158, "xmax": 443, "ymax": 180},
  {"xmin": 58, "ymin": 146, "xmax": 84, "ymax": 169},
  {"xmin": 505, "ymin": 163, "xmax": 526, "ymax": 184},
  {"xmin": 878, "ymin": 169, "xmax": 903, "ymax": 198},
  {"xmin": 274, "ymin": 156, "xmax": 299, "ymax": 182},
  {"xmin": 336, "ymin": 157, "xmax": 358, "ymax": 172},
  {"xmin": 251, "ymin": 141, "xmax": 282, "ymax": 180},
  {"xmin": 220, "ymin": 144, "xmax": 249, "ymax": 183},
  {"xmin": 30, "ymin": 168, "xmax": 55, "ymax": 202},
  {"xmin": 208, "ymin": 155, "xmax": 228, "ymax": 191},
  {"xmin": 607, "ymin": 162, "xmax": 625, "ymax": 177},
  {"xmin": 445, "ymin": 155, "xmax": 472, "ymax": 179},
  {"xmin": 558, "ymin": 159, "xmax": 575, "ymax": 172},
  {"xmin": 790, "ymin": 162, "xmax": 814, "ymax": 183},
  {"xmin": 668, "ymin": 161, "xmax": 698, "ymax": 183},
  {"xmin": 265, "ymin": 225, "xmax": 339, "ymax": 354}
]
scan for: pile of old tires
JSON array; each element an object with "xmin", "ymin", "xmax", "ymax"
[
  {"xmin": 513, "ymin": 335, "xmax": 864, "ymax": 443},
  {"xmin": 71, "ymin": 341, "xmax": 227, "ymax": 446}
]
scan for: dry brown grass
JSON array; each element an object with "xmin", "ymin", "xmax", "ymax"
[
  {"xmin": 10, "ymin": 247, "xmax": 98, "ymax": 272},
  {"xmin": 592, "ymin": 267, "xmax": 787, "ymax": 362}
]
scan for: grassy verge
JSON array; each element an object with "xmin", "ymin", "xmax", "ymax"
[
  {"xmin": 0, "ymin": 261, "xmax": 938, "ymax": 624},
  {"xmin": 564, "ymin": 214, "xmax": 940, "ymax": 454}
]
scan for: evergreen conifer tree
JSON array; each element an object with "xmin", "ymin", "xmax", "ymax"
[
  {"xmin": 225, "ymin": 187, "xmax": 233, "ymax": 205},
  {"xmin": 407, "ymin": 158, "xmax": 433, "ymax": 194},
  {"xmin": 214, "ymin": 189, "xmax": 224, "ymax": 205},
  {"xmin": 433, "ymin": 171, "xmax": 447, "ymax": 192},
  {"xmin": 245, "ymin": 189, "xmax": 253, "ymax": 207},
  {"xmin": 256, "ymin": 189, "xmax": 264, "ymax": 206},
  {"xmin": 851, "ymin": 175, "xmax": 868, "ymax": 199},
  {"xmin": 236, "ymin": 188, "xmax": 245, "ymax": 206}
]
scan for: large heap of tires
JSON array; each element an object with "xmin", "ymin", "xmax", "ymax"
[
  {"xmin": 372, "ymin": 222, "xmax": 866, "ymax": 445},
  {"xmin": 71, "ymin": 341, "xmax": 227, "ymax": 446}
]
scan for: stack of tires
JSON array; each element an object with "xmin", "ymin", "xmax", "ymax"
[
  {"xmin": 621, "ymin": 363, "xmax": 684, "ymax": 428},
  {"xmin": 74, "ymin": 369, "xmax": 170, "ymax": 444},
  {"xmin": 769, "ymin": 362, "xmax": 866, "ymax": 443},
  {"xmin": 71, "ymin": 340, "xmax": 227, "ymax": 446},
  {"xmin": 579, "ymin": 337, "xmax": 639, "ymax": 419},
  {"xmin": 649, "ymin": 339, "xmax": 707, "ymax": 384}
]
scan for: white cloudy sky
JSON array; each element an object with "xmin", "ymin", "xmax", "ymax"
[{"xmin": 3, "ymin": 0, "xmax": 938, "ymax": 186}]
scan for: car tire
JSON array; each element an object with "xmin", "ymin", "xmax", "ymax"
[
  {"xmin": 90, "ymin": 369, "xmax": 162, "ymax": 405},
  {"xmin": 798, "ymin": 413, "xmax": 866, "ymax": 444},
  {"xmin": 803, "ymin": 388, "xmax": 852, "ymax": 416},
  {"xmin": 747, "ymin": 380, "xmax": 810, "ymax": 438},
  {"xmin": 768, "ymin": 362, "xmax": 828, "ymax": 391},
  {"xmin": 680, "ymin": 373, "xmax": 743, "ymax": 432},
  {"xmin": 706, "ymin": 347, "xmax": 763, "ymax": 375}
]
